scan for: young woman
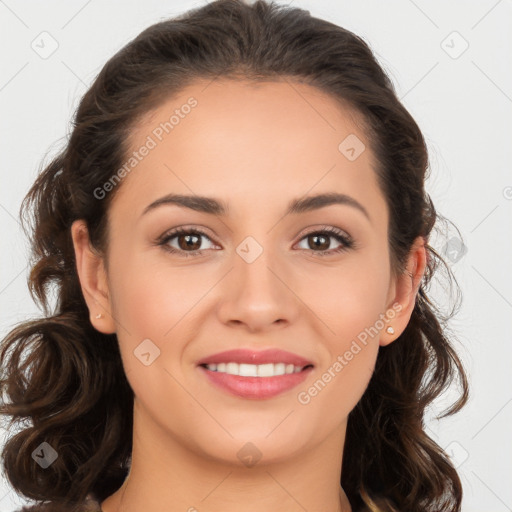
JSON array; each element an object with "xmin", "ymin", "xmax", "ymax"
[{"xmin": 0, "ymin": 1, "xmax": 469, "ymax": 511}]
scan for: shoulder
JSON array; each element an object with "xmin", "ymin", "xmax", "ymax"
[{"xmin": 13, "ymin": 494, "xmax": 102, "ymax": 512}]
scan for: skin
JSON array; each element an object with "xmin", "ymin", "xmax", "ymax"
[{"xmin": 71, "ymin": 78, "xmax": 426, "ymax": 512}]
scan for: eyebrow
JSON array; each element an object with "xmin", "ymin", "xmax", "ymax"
[{"xmin": 141, "ymin": 192, "xmax": 371, "ymax": 222}]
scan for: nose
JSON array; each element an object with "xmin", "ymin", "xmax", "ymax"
[{"xmin": 216, "ymin": 240, "xmax": 300, "ymax": 333}]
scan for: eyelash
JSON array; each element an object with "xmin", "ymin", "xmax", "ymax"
[{"xmin": 156, "ymin": 225, "xmax": 355, "ymax": 258}]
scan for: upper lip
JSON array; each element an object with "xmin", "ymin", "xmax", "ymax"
[{"xmin": 196, "ymin": 348, "xmax": 314, "ymax": 367}]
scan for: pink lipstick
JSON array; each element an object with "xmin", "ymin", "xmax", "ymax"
[{"xmin": 196, "ymin": 348, "xmax": 314, "ymax": 399}]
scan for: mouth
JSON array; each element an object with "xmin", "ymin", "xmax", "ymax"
[
  {"xmin": 198, "ymin": 362, "xmax": 314, "ymax": 377},
  {"xmin": 196, "ymin": 347, "xmax": 315, "ymax": 399}
]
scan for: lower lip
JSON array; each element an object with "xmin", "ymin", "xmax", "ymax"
[{"xmin": 198, "ymin": 365, "xmax": 314, "ymax": 399}]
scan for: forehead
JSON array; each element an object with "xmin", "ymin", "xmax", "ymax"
[
  {"xmin": 110, "ymin": 78, "xmax": 386, "ymax": 227},
  {"xmin": 131, "ymin": 77, "xmax": 368, "ymax": 153}
]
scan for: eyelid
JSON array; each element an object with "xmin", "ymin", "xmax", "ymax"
[
  {"xmin": 157, "ymin": 224, "xmax": 215, "ymax": 241},
  {"xmin": 298, "ymin": 224, "xmax": 351, "ymax": 238},
  {"xmin": 158, "ymin": 223, "xmax": 352, "ymax": 240}
]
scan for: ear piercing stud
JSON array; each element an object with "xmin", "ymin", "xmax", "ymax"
[
  {"xmin": 95, "ymin": 313, "xmax": 103, "ymax": 319},
  {"xmin": 386, "ymin": 326, "xmax": 395, "ymax": 334}
]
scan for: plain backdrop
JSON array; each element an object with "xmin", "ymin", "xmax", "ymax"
[{"xmin": 1, "ymin": 1, "xmax": 511, "ymax": 510}]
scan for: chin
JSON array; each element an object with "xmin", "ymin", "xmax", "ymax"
[{"xmin": 190, "ymin": 431, "xmax": 308, "ymax": 468}]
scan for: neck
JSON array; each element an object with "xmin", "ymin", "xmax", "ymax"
[{"xmin": 101, "ymin": 400, "xmax": 353, "ymax": 512}]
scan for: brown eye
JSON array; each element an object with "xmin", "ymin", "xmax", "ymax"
[
  {"xmin": 157, "ymin": 225, "xmax": 354, "ymax": 258},
  {"xmin": 306, "ymin": 233, "xmax": 330, "ymax": 251},
  {"xmin": 176, "ymin": 232, "xmax": 202, "ymax": 251},
  {"xmin": 158, "ymin": 227, "xmax": 216, "ymax": 257},
  {"xmin": 296, "ymin": 227, "xmax": 354, "ymax": 257}
]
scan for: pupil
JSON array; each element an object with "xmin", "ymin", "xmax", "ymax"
[
  {"xmin": 311, "ymin": 234, "xmax": 328, "ymax": 251},
  {"xmin": 181, "ymin": 234, "xmax": 200, "ymax": 250}
]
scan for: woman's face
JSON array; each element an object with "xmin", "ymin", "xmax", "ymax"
[{"xmin": 73, "ymin": 78, "xmax": 423, "ymax": 467}]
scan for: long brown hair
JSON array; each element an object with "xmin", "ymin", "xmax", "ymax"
[{"xmin": 0, "ymin": 1, "xmax": 469, "ymax": 510}]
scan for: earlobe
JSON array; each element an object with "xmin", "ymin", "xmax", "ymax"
[
  {"xmin": 70, "ymin": 220, "xmax": 116, "ymax": 334},
  {"xmin": 380, "ymin": 236, "xmax": 427, "ymax": 347}
]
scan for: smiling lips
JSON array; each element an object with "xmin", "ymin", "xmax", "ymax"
[{"xmin": 196, "ymin": 348, "xmax": 315, "ymax": 399}]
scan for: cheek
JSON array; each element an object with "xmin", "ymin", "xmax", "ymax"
[
  {"xmin": 106, "ymin": 253, "xmax": 222, "ymax": 391},
  {"xmin": 300, "ymin": 345, "xmax": 379, "ymax": 427},
  {"xmin": 296, "ymin": 304, "xmax": 382, "ymax": 424},
  {"xmin": 318, "ymin": 344, "xmax": 378, "ymax": 415},
  {"xmin": 108, "ymin": 250, "xmax": 210, "ymax": 338},
  {"xmin": 295, "ymin": 254, "xmax": 390, "ymax": 343},
  {"xmin": 292, "ymin": 258, "xmax": 388, "ymax": 414},
  {"xmin": 106, "ymin": 257, "xmax": 200, "ymax": 420}
]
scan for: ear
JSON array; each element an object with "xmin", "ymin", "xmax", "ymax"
[
  {"xmin": 380, "ymin": 235, "xmax": 427, "ymax": 347},
  {"xmin": 70, "ymin": 219, "xmax": 116, "ymax": 334}
]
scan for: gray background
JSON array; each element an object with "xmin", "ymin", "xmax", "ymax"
[{"xmin": 1, "ymin": 1, "xmax": 511, "ymax": 510}]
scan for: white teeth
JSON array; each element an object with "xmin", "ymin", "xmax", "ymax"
[
  {"xmin": 274, "ymin": 363, "xmax": 286, "ymax": 376},
  {"xmin": 204, "ymin": 362, "xmax": 305, "ymax": 377},
  {"xmin": 239, "ymin": 363, "xmax": 258, "ymax": 377},
  {"xmin": 258, "ymin": 363, "xmax": 275, "ymax": 377},
  {"xmin": 226, "ymin": 362, "xmax": 238, "ymax": 375}
]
